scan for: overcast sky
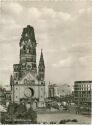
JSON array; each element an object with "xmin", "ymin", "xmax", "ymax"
[{"xmin": 0, "ymin": 0, "xmax": 92, "ymax": 87}]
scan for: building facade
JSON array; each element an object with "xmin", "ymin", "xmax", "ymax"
[
  {"xmin": 74, "ymin": 81, "xmax": 92, "ymax": 107},
  {"xmin": 10, "ymin": 25, "xmax": 45, "ymax": 108},
  {"xmin": 48, "ymin": 84, "xmax": 60, "ymax": 98},
  {"xmin": 0, "ymin": 88, "xmax": 6, "ymax": 105},
  {"xmin": 48, "ymin": 83, "xmax": 72, "ymax": 98}
]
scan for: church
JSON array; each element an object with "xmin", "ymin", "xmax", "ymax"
[{"xmin": 10, "ymin": 25, "xmax": 46, "ymax": 108}]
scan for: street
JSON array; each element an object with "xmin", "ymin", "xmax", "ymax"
[{"xmin": 37, "ymin": 112, "xmax": 91, "ymax": 124}]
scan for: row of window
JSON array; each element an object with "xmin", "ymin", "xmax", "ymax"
[
  {"xmin": 74, "ymin": 84, "xmax": 91, "ymax": 88},
  {"xmin": 20, "ymin": 46, "xmax": 36, "ymax": 55},
  {"xmin": 75, "ymin": 87, "xmax": 91, "ymax": 91},
  {"xmin": 21, "ymin": 57, "xmax": 36, "ymax": 63},
  {"xmin": 75, "ymin": 91, "xmax": 91, "ymax": 94},
  {"xmin": 75, "ymin": 92, "xmax": 91, "ymax": 97},
  {"xmin": 75, "ymin": 98, "xmax": 90, "ymax": 102}
]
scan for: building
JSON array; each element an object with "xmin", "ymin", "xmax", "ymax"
[
  {"xmin": 0, "ymin": 88, "xmax": 3, "ymax": 104},
  {"xmin": 48, "ymin": 84, "xmax": 60, "ymax": 98},
  {"xmin": 48, "ymin": 83, "xmax": 72, "ymax": 98},
  {"xmin": 0, "ymin": 88, "xmax": 4, "ymax": 105},
  {"xmin": 0, "ymin": 87, "xmax": 6, "ymax": 105},
  {"xmin": 74, "ymin": 81, "xmax": 92, "ymax": 107},
  {"xmin": 10, "ymin": 25, "xmax": 46, "ymax": 108}
]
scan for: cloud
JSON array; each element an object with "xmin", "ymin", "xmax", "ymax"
[
  {"xmin": 79, "ymin": 55, "xmax": 92, "ymax": 67},
  {"xmin": 52, "ymin": 57, "xmax": 73, "ymax": 68},
  {"xmin": 1, "ymin": 1, "xmax": 92, "ymax": 86},
  {"xmin": 58, "ymin": 11, "xmax": 72, "ymax": 21},
  {"xmin": 28, "ymin": 7, "xmax": 41, "ymax": 19},
  {"xmin": 78, "ymin": 7, "xmax": 92, "ymax": 15},
  {"xmin": 2, "ymin": 2, "xmax": 23, "ymax": 15},
  {"xmin": 9, "ymin": 3, "xmax": 23, "ymax": 14}
]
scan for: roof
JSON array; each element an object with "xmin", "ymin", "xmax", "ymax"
[
  {"xmin": 19, "ymin": 72, "xmax": 38, "ymax": 83},
  {"xmin": 75, "ymin": 81, "xmax": 92, "ymax": 84},
  {"xmin": 38, "ymin": 49, "xmax": 45, "ymax": 68}
]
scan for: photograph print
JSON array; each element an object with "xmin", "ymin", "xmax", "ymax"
[{"xmin": 0, "ymin": 0, "xmax": 92, "ymax": 124}]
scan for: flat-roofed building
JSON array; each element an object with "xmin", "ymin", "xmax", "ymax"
[
  {"xmin": 48, "ymin": 84, "xmax": 61, "ymax": 98},
  {"xmin": 74, "ymin": 81, "xmax": 92, "ymax": 107}
]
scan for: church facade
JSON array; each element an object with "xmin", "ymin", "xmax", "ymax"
[{"xmin": 10, "ymin": 25, "xmax": 46, "ymax": 108}]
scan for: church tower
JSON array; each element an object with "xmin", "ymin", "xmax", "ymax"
[
  {"xmin": 19, "ymin": 25, "xmax": 37, "ymax": 77},
  {"xmin": 38, "ymin": 50, "xmax": 45, "ymax": 83},
  {"xmin": 11, "ymin": 25, "xmax": 46, "ymax": 107}
]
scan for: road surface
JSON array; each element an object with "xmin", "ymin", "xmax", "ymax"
[{"xmin": 37, "ymin": 112, "xmax": 91, "ymax": 124}]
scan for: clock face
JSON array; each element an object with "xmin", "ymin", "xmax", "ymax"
[{"xmin": 24, "ymin": 88, "xmax": 32, "ymax": 98}]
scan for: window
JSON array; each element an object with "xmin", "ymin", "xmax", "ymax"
[
  {"xmin": 16, "ymin": 82, "xmax": 18, "ymax": 84},
  {"xmin": 23, "ymin": 45, "xmax": 26, "ymax": 50},
  {"xmin": 88, "ymin": 91, "xmax": 90, "ymax": 94},
  {"xmin": 41, "ymin": 82, "xmax": 43, "ymax": 85}
]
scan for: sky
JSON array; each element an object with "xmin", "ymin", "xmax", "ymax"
[{"xmin": 0, "ymin": 0, "xmax": 92, "ymax": 87}]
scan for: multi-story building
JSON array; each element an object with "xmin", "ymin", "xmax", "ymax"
[
  {"xmin": 48, "ymin": 84, "xmax": 60, "ymax": 98},
  {"xmin": 48, "ymin": 83, "xmax": 72, "ymax": 98},
  {"xmin": 0, "ymin": 87, "xmax": 3, "ymax": 104},
  {"xmin": 10, "ymin": 25, "xmax": 46, "ymax": 108},
  {"xmin": 0, "ymin": 87, "xmax": 6, "ymax": 105},
  {"xmin": 74, "ymin": 81, "xmax": 92, "ymax": 107}
]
